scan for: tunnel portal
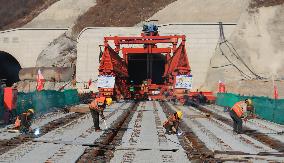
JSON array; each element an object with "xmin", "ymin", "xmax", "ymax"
[
  {"xmin": 0, "ymin": 51, "xmax": 21, "ymax": 86},
  {"xmin": 127, "ymin": 53, "xmax": 165, "ymax": 85}
]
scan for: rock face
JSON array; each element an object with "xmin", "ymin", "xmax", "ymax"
[
  {"xmin": 36, "ymin": 33, "xmax": 77, "ymax": 67},
  {"xmin": 205, "ymin": 2, "xmax": 284, "ymax": 96}
]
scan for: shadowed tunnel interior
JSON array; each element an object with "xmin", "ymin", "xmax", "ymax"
[
  {"xmin": 127, "ymin": 54, "xmax": 165, "ymax": 84},
  {"xmin": 0, "ymin": 51, "xmax": 21, "ymax": 86}
]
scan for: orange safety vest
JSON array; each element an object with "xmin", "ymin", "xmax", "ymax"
[
  {"xmin": 89, "ymin": 97, "xmax": 106, "ymax": 111},
  {"xmin": 14, "ymin": 116, "xmax": 21, "ymax": 128},
  {"xmin": 231, "ymin": 101, "xmax": 244, "ymax": 117}
]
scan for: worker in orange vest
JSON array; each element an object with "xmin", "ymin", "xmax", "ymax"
[
  {"xmin": 14, "ymin": 109, "xmax": 35, "ymax": 133},
  {"xmin": 89, "ymin": 95, "xmax": 107, "ymax": 132},
  {"xmin": 229, "ymin": 99, "xmax": 253, "ymax": 134},
  {"xmin": 163, "ymin": 111, "xmax": 183, "ymax": 134}
]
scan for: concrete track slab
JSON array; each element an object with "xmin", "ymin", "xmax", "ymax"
[
  {"xmin": 169, "ymin": 103, "xmax": 284, "ymax": 161},
  {"xmin": 0, "ymin": 102, "xmax": 130, "ymax": 163},
  {"xmin": 110, "ymin": 101, "xmax": 188, "ymax": 163},
  {"xmin": 204, "ymin": 105, "xmax": 284, "ymax": 143},
  {"xmin": 169, "ymin": 103, "xmax": 276, "ymax": 153},
  {"xmin": 0, "ymin": 111, "xmax": 73, "ymax": 140}
]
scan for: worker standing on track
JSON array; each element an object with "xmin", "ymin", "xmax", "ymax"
[
  {"xmin": 89, "ymin": 95, "xmax": 107, "ymax": 132},
  {"xmin": 163, "ymin": 111, "xmax": 183, "ymax": 134},
  {"xmin": 14, "ymin": 109, "xmax": 35, "ymax": 134},
  {"xmin": 229, "ymin": 99, "xmax": 253, "ymax": 134}
]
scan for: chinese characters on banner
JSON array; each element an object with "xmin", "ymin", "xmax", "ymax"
[
  {"xmin": 175, "ymin": 75, "xmax": 193, "ymax": 89},
  {"xmin": 97, "ymin": 75, "xmax": 116, "ymax": 88}
]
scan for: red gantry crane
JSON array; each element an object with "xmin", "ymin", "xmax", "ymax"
[{"xmin": 98, "ymin": 24, "xmax": 192, "ymax": 102}]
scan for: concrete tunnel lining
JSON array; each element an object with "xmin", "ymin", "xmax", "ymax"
[
  {"xmin": 127, "ymin": 53, "xmax": 165, "ymax": 85},
  {"xmin": 0, "ymin": 51, "xmax": 21, "ymax": 86}
]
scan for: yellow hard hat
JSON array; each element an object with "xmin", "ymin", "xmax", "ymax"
[
  {"xmin": 27, "ymin": 109, "xmax": 34, "ymax": 114},
  {"xmin": 245, "ymin": 99, "xmax": 252, "ymax": 105},
  {"xmin": 176, "ymin": 111, "xmax": 183, "ymax": 119},
  {"xmin": 106, "ymin": 97, "xmax": 112, "ymax": 106}
]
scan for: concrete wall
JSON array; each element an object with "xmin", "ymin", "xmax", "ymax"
[
  {"xmin": 0, "ymin": 28, "xmax": 67, "ymax": 67},
  {"xmin": 76, "ymin": 24, "xmax": 236, "ymax": 92}
]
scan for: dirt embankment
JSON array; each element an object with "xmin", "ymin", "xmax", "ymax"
[
  {"xmin": 0, "ymin": 0, "xmax": 58, "ymax": 30},
  {"xmin": 72, "ymin": 0, "xmax": 176, "ymax": 36},
  {"xmin": 37, "ymin": 0, "xmax": 178, "ymax": 67}
]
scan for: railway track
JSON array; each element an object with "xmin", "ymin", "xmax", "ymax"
[
  {"xmin": 1, "ymin": 101, "xmax": 284, "ymax": 162},
  {"xmin": 194, "ymin": 103, "xmax": 284, "ymax": 152},
  {"xmin": 110, "ymin": 101, "xmax": 188, "ymax": 163},
  {"xmin": 162, "ymin": 102, "xmax": 284, "ymax": 162},
  {"xmin": 0, "ymin": 112, "xmax": 85, "ymax": 155},
  {"xmin": 76, "ymin": 102, "xmax": 138, "ymax": 162},
  {"xmin": 0, "ymin": 102, "xmax": 129, "ymax": 163},
  {"xmin": 206, "ymin": 105, "xmax": 284, "ymax": 142},
  {"xmin": 159, "ymin": 102, "xmax": 217, "ymax": 162}
]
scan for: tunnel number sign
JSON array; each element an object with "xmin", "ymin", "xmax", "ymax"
[
  {"xmin": 97, "ymin": 75, "xmax": 116, "ymax": 88},
  {"xmin": 175, "ymin": 75, "xmax": 193, "ymax": 89}
]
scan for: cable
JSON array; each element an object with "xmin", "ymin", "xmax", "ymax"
[
  {"xmin": 224, "ymin": 40, "xmax": 265, "ymax": 79},
  {"xmin": 218, "ymin": 43, "xmax": 252, "ymax": 79},
  {"xmin": 211, "ymin": 64, "xmax": 232, "ymax": 69},
  {"xmin": 216, "ymin": 22, "xmax": 266, "ymax": 80}
]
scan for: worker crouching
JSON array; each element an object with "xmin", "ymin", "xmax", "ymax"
[
  {"xmin": 163, "ymin": 111, "xmax": 183, "ymax": 134},
  {"xmin": 229, "ymin": 99, "xmax": 253, "ymax": 134},
  {"xmin": 89, "ymin": 96, "xmax": 111, "ymax": 132},
  {"xmin": 14, "ymin": 109, "xmax": 35, "ymax": 134}
]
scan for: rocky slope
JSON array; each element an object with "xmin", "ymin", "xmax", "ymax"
[
  {"xmin": 205, "ymin": 1, "xmax": 284, "ymax": 97},
  {"xmin": 36, "ymin": 0, "xmax": 177, "ymax": 67}
]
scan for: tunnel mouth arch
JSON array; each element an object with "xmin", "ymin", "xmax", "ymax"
[{"xmin": 0, "ymin": 51, "xmax": 21, "ymax": 87}]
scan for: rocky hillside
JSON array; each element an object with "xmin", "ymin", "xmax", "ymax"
[
  {"xmin": 205, "ymin": 0, "xmax": 284, "ymax": 97},
  {"xmin": 36, "ymin": 0, "xmax": 177, "ymax": 67}
]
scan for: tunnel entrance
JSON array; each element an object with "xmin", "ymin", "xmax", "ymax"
[
  {"xmin": 0, "ymin": 51, "xmax": 21, "ymax": 86},
  {"xmin": 127, "ymin": 54, "xmax": 165, "ymax": 84}
]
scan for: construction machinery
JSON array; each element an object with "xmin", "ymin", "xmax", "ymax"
[{"xmin": 97, "ymin": 24, "xmax": 192, "ymax": 102}]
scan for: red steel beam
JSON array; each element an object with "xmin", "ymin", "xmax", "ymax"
[{"xmin": 122, "ymin": 48, "xmax": 171, "ymax": 54}]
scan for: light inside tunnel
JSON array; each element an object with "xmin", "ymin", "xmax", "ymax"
[
  {"xmin": 127, "ymin": 53, "xmax": 165, "ymax": 84},
  {"xmin": 0, "ymin": 51, "xmax": 21, "ymax": 86}
]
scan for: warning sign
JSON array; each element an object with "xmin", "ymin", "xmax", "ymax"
[{"xmin": 175, "ymin": 75, "xmax": 192, "ymax": 89}]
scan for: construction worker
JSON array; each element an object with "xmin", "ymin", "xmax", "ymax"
[
  {"xmin": 14, "ymin": 109, "xmax": 35, "ymax": 133},
  {"xmin": 229, "ymin": 99, "xmax": 253, "ymax": 134},
  {"xmin": 89, "ymin": 95, "xmax": 107, "ymax": 132},
  {"xmin": 163, "ymin": 111, "xmax": 183, "ymax": 134}
]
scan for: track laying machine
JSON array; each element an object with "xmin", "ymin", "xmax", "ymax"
[{"xmin": 97, "ymin": 24, "xmax": 193, "ymax": 103}]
